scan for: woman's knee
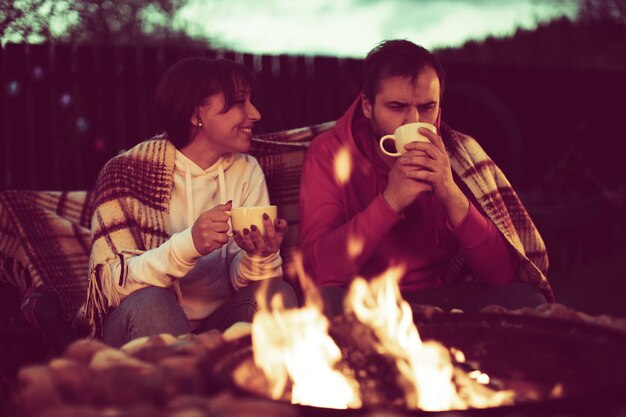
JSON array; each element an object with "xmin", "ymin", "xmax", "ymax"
[
  {"xmin": 245, "ymin": 278, "xmax": 299, "ymax": 309},
  {"xmin": 119, "ymin": 286, "xmax": 183, "ymax": 318},
  {"xmin": 103, "ymin": 286, "xmax": 189, "ymax": 347},
  {"xmin": 269, "ymin": 279, "xmax": 299, "ymax": 308}
]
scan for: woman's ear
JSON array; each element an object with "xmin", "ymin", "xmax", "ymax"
[{"xmin": 191, "ymin": 109, "xmax": 202, "ymax": 127}]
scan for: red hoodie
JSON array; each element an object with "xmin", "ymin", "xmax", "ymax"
[{"xmin": 299, "ymin": 97, "xmax": 518, "ymax": 292}]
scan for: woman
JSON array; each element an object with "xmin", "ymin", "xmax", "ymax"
[{"xmin": 85, "ymin": 57, "xmax": 298, "ymax": 347}]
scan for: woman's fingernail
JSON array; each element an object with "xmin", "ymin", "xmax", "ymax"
[
  {"xmin": 263, "ymin": 213, "xmax": 269, "ymax": 220},
  {"xmin": 243, "ymin": 228, "xmax": 250, "ymax": 235},
  {"xmin": 251, "ymin": 225, "xmax": 258, "ymax": 232}
]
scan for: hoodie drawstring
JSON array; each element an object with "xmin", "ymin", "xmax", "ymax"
[
  {"xmin": 184, "ymin": 161, "xmax": 194, "ymax": 227},
  {"xmin": 184, "ymin": 158, "xmax": 229, "ymax": 259},
  {"xmin": 217, "ymin": 162, "xmax": 228, "ymax": 259}
]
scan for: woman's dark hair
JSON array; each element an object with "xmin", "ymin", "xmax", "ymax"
[
  {"xmin": 154, "ymin": 57, "xmax": 258, "ymax": 148},
  {"xmin": 363, "ymin": 39, "xmax": 445, "ymax": 103}
]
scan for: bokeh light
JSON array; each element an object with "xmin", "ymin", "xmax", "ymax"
[
  {"xmin": 75, "ymin": 117, "xmax": 90, "ymax": 134},
  {"xmin": 93, "ymin": 137, "xmax": 107, "ymax": 153},
  {"xmin": 59, "ymin": 93, "xmax": 72, "ymax": 107},
  {"xmin": 6, "ymin": 81, "xmax": 21, "ymax": 96},
  {"xmin": 32, "ymin": 66, "xmax": 45, "ymax": 81}
]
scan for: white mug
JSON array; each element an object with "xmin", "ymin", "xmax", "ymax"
[
  {"xmin": 379, "ymin": 122, "xmax": 437, "ymax": 157},
  {"xmin": 229, "ymin": 205, "xmax": 277, "ymax": 236}
]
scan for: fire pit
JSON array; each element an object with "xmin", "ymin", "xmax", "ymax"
[
  {"xmin": 9, "ymin": 262, "xmax": 626, "ymax": 417},
  {"xmin": 207, "ymin": 310, "xmax": 626, "ymax": 417}
]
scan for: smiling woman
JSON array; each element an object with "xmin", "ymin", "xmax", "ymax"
[{"xmin": 85, "ymin": 57, "xmax": 298, "ymax": 346}]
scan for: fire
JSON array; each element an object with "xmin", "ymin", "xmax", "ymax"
[
  {"xmin": 250, "ymin": 259, "xmax": 513, "ymax": 411},
  {"xmin": 251, "ymin": 260, "xmax": 361, "ymax": 409},
  {"xmin": 346, "ymin": 266, "xmax": 460, "ymax": 410}
]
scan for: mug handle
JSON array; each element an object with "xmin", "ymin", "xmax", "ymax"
[
  {"xmin": 379, "ymin": 135, "xmax": 401, "ymax": 157},
  {"xmin": 224, "ymin": 210, "xmax": 233, "ymax": 237}
]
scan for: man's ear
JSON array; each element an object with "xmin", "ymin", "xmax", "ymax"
[{"xmin": 361, "ymin": 93, "xmax": 373, "ymax": 120}]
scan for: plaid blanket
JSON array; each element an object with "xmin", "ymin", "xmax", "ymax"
[
  {"xmin": 0, "ymin": 122, "xmax": 333, "ymax": 329},
  {"xmin": 440, "ymin": 124, "xmax": 551, "ymax": 299},
  {"xmin": 0, "ymin": 191, "xmax": 95, "ymax": 321}
]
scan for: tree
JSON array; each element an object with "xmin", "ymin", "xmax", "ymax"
[
  {"xmin": 1, "ymin": 0, "xmax": 200, "ymax": 45},
  {"xmin": 577, "ymin": 0, "xmax": 626, "ymax": 24}
]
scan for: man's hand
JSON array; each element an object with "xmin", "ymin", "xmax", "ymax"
[
  {"xmin": 382, "ymin": 148, "xmax": 432, "ymax": 213},
  {"xmin": 402, "ymin": 128, "xmax": 469, "ymax": 226},
  {"xmin": 191, "ymin": 202, "xmax": 232, "ymax": 255},
  {"xmin": 233, "ymin": 214, "xmax": 288, "ymax": 257}
]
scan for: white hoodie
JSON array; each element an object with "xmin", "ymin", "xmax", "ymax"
[{"xmin": 113, "ymin": 150, "xmax": 283, "ymax": 321}]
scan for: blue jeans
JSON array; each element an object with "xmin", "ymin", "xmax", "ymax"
[
  {"xmin": 102, "ymin": 279, "xmax": 298, "ymax": 347},
  {"xmin": 318, "ymin": 282, "xmax": 548, "ymax": 318}
]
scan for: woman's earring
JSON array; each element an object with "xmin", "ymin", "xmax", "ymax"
[{"xmin": 198, "ymin": 121, "xmax": 203, "ymax": 127}]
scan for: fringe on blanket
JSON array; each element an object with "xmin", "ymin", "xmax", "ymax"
[
  {"xmin": 85, "ymin": 266, "xmax": 108, "ymax": 338},
  {"xmin": 0, "ymin": 253, "xmax": 32, "ymax": 292}
]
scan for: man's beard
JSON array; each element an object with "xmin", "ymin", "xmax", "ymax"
[{"xmin": 368, "ymin": 109, "xmax": 389, "ymax": 140}]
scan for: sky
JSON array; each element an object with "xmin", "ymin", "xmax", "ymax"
[{"xmin": 176, "ymin": 0, "xmax": 579, "ymax": 57}]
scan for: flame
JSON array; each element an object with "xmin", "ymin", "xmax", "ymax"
[
  {"xmin": 251, "ymin": 256, "xmax": 361, "ymax": 409},
  {"xmin": 333, "ymin": 146, "xmax": 352, "ymax": 185},
  {"xmin": 345, "ymin": 266, "xmax": 513, "ymax": 411},
  {"xmin": 250, "ymin": 256, "xmax": 512, "ymax": 411}
]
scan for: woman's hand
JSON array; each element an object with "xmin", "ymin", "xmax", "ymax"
[
  {"xmin": 233, "ymin": 214, "xmax": 288, "ymax": 257},
  {"xmin": 191, "ymin": 202, "xmax": 232, "ymax": 255}
]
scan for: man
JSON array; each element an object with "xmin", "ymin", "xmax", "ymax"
[{"xmin": 299, "ymin": 39, "xmax": 552, "ymax": 315}]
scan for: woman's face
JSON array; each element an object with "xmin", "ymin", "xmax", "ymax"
[{"xmin": 192, "ymin": 87, "xmax": 261, "ymax": 156}]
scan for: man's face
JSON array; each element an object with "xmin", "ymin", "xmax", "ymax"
[{"xmin": 362, "ymin": 66, "xmax": 441, "ymax": 140}]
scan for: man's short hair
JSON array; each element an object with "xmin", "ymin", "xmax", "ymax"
[{"xmin": 363, "ymin": 39, "xmax": 445, "ymax": 103}]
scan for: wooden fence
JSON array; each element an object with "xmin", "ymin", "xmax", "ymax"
[{"xmin": 1, "ymin": 43, "xmax": 624, "ymax": 193}]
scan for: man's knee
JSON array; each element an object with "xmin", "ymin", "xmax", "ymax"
[
  {"xmin": 318, "ymin": 286, "xmax": 348, "ymax": 318},
  {"xmin": 491, "ymin": 282, "xmax": 548, "ymax": 310}
]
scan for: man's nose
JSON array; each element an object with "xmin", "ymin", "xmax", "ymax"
[{"xmin": 405, "ymin": 108, "xmax": 419, "ymax": 124}]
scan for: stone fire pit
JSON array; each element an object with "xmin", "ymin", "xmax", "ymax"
[{"xmin": 8, "ymin": 304, "xmax": 626, "ymax": 417}]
